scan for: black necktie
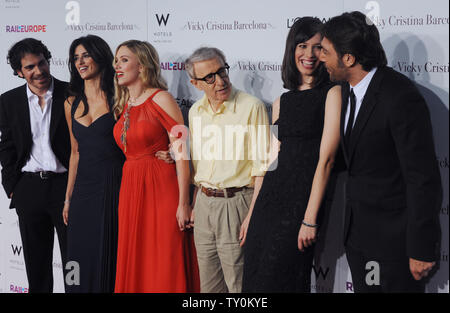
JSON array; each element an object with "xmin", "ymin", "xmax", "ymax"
[{"xmin": 345, "ymin": 89, "xmax": 356, "ymax": 149}]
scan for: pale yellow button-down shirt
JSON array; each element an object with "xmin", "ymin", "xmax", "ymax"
[{"xmin": 189, "ymin": 88, "xmax": 270, "ymax": 189}]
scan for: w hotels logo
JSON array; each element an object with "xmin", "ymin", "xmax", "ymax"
[
  {"xmin": 11, "ymin": 244, "xmax": 22, "ymax": 256},
  {"xmin": 312, "ymin": 265, "xmax": 330, "ymax": 280},
  {"xmin": 156, "ymin": 14, "xmax": 170, "ymax": 26}
]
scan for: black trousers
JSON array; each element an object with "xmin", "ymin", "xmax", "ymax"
[
  {"xmin": 345, "ymin": 242, "xmax": 425, "ymax": 293},
  {"xmin": 13, "ymin": 172, "xmax": 68, "ymax": 293}
]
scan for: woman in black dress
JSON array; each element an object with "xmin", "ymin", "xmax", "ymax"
[
  {"xmin": 241, "ymin": 17, "xmax": 342, "ymax": 292},
  {"xmin": 63, "ymin": 35, "xmax": 124, "ymax": 292}
]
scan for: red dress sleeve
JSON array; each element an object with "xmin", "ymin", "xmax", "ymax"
[{"xmin": 145, "ymin": 89, "xmax": 187, "ymax": 139}]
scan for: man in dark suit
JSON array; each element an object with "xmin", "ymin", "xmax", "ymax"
[
  {"xmin": 0, "ymin": 38, "xmax": 71, "ymax": 292},
  {"xmin": 320, "ymin": 12, "xmax": 442, "ymax": 292}
]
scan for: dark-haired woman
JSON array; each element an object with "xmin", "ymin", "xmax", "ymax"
[
  {"xmin": 241, "ymin": 17, "xmax": 342, "ymax": 292},
  {"xmin": 63, "ymin": 35, "xmax": 125, "ymax": 293}
]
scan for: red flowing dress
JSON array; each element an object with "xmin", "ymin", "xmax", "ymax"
[{"xmin": 113, "ymin": 90, "xmax": 199, "ymax": 292}]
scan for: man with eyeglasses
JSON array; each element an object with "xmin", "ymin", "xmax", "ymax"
[{"xmin": 185, "ymin": 47, "xmax": 270, "ymax": 293}]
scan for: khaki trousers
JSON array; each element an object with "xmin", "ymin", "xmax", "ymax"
[{"xmin": 193, "ymin": 187, "xmax": 253, "ymax": 293}]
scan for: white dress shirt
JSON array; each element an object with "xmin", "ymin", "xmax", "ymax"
[
  {"xmin": 21, "ymin": 80, "xmax": 67, "ymax": 173},
  {"xmin": 344, "ymin": 67, "xmax": 378, "ymax": 132}
]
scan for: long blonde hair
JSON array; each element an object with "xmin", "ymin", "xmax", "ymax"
[{"xmin": 113, "ymin": 40, "xmax": 168, "ymax": 119}]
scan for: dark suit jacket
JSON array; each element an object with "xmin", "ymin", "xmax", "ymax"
[
  {"xmin": 0, "ymin": 78, "xmax": 70, "ymax": 207},
  {"xmin": 341, "ymin": 66, "xmax": 442, "ymax": 262}
]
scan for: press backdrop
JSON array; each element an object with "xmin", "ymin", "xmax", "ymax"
[{"xmin": 0, "ymin": 0, "xmax": 448, "ymax": 293}]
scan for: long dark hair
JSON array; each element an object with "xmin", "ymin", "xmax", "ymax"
[
  {"xmin": 67, "ymin": 34, "xmax": 115, "ymax": 116},
  {"xmin": 281, "ymin": 17, "xmax": 328, "ymax": 91},
  {"xmin": 322, "ymin": 11, "xmax": 387, "ymax": 71}
]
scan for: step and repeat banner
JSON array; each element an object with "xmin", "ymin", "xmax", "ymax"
[{"xmin": 0, "ymin": 0, "xmax": 448, "ymax": 293}]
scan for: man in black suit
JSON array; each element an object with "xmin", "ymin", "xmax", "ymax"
[
  {"xmin": 0, "ymin": 38, "xmax": 70, "ymax": 292},
  {"xmin": 320, "ymin": 12, "xmax": 442, "ymax": 292}
]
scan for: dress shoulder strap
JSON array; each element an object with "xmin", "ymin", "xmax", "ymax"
[
  {"xmin": 148, "ymin": 89, "xmax": 163, "ymax": 101},
  {"xmin": 145, "ymin": 91, "xmax": 186, "ymax": 139},
  {"xmin": 70, "ymin": 96, "xmax": 82, "ymax": 117}
]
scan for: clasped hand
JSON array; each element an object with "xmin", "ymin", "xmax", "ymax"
[
  {"xmin": 176, "ymin": 203, "xmax": 194, "ymax": 231},
  {"xmin": 298, "ymin": 224, "xmax": 317, "ymax": 252}
]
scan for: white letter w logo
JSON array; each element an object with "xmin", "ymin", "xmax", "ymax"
[{"xmin": 156, "ymin": 14, "xmax": 170, "ymax": 26}]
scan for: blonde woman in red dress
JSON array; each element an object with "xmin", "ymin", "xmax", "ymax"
[{"xmin": 112, "ymin": 40, "xmax": 199, "ymax": 292}]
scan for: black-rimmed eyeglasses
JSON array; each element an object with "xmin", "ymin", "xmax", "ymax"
[{"xmin": 194, "ymin": 63, "xmax": 230, "ymax": 84}]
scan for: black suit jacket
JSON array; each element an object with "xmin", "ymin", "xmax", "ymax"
[
  {"xmin": 341, "ymin": 66, "xmax": 442, "ymax": 262},
  {"xmin": 0, "ymin": 78, "xmax": 71, "ymax": 207}
]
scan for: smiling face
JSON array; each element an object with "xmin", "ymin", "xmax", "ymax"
[
  {"xmin": 17, "ymin": 53, "xmax": 51, "ymax": 94},
  {"xmin": 114, "ymin": 45, "xmax": 142, "ymax": 87},
  {"xmin": 319, "ymin": 36, "xmax": 348, "ymax": 82},
  {"xmin": 74, "ymin": 44, "xmax": 100, "ymax": 80},
  {"xmin": 190, "ymin": 57, "xmax": 232, "ymax": 107},
  {"xmin": 295, "ymin": 32, "xmax": 322, "ymax": 80}
]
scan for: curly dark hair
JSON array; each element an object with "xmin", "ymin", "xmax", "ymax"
[
  {"xmin": 7, "ymin": 38, "xmax": 52, "ymax": 76},
  {"xmin": 67, "ymin": 34, "xmax": 115, "ymax": 116},
  {"xmin": 321, "ymin": 11, "xmax": 387, "ymax": 71}
]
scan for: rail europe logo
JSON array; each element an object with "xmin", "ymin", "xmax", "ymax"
[
  {"xmin": 161, "ymin": 62, "xmax": 185, "ymax": 71},
  {"xmin": 10, "ymin": 285, "xmax": 28, "ymax": 293},
  {"xmin": 6, "ymin": 24, "xmax": 47, "ymax": 32}
]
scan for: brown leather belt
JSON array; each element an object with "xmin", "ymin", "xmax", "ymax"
[{"xmin": 201, "ymin": 186, "xmax": 246, "ymax": 198}]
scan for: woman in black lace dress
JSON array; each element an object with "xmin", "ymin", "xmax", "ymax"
[{"xmin": 241, "ymin": 17, "xmax": 342, "ymax": 292}]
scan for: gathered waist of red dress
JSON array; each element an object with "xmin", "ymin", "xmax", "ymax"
[{"xmin": 125, "ymin": 153, "xmax": 158, "ymax": 161}]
